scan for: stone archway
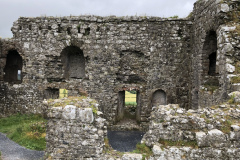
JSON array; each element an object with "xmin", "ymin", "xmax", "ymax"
[
  {"xmin": 61, "ymin": 46, "xmax": 85, "ymax": 79},
  {"xmin": 4, "ymin": 50, "xmax": 23, "ymax": 83}
]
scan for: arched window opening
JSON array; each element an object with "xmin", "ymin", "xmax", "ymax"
[
  {"xmin": 208, "ymin": 52, "xmax": 216, "ymax": 76},
  {"xmin": 202, "ymin": 30, "xmax": 217, "ymax": 76},
  {"xmin": 4, "ymin": 50, "xmax": 23, "ymax": 83},
  {"xmin": 152, "ymin": 90, "xmax": 167, "ymax": 107},
  {"xmin": 61, "ymin": 46, "xmax": 85, "ymax": 79}
]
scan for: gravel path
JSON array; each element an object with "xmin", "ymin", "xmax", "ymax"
[{"xmin": 0, "ymin": 132, "xmax": 44, "ymax": 160}]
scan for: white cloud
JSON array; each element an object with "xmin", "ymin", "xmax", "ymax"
[{"xmin": 0, "ymin": 0, "xmax": 196, "ymax": 38}]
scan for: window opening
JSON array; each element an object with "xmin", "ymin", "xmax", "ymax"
[
  {"xmin": 4, "ymin": 50, "xmax": 23, "ymax": 83},
  {"xmin": 152, "ymin": 90, "xmax": 167, "ymax": 107},
  {"xmin": 61, "ymin": 46, "xmax": 85, "ymax": 79},
  {"xmin": 208, "ymin": 52, "xmax": 216, "ymax": 76}
]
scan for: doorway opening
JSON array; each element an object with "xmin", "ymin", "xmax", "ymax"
[{"xmin": 117, "ymin": 89, "xmax": 141, "ymax": 126}]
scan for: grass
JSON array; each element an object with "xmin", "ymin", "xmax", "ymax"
[
  {"xmin": 159, "ymin": 139, "xmax": 198, "ymax": 149},
  {"xmin": 125, "ymin": 91, "xmax": 137, "ymax": 106},
  {"xmin": 132, "ymin": 143, "xmax": 153, "ymax": 160},
  {"xmin": 228, "ymin": 93, "xmax": 235, "ymax": 104},
  {"xmin": 231, "ymin": 76, "xmax": 240, "ymax": 83},
  {"xmin": 0, "ymin": 113, "xmax": 47, "ymax": 151},
  {"xmin": 221, "ymin": 119, "xmax": 232, "ymax": 134},
  {"xmin": 203, "ymin": 78, "xmax": 220, "ymax": 93}
]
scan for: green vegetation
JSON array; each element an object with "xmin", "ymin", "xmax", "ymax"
[
  {"xmin": 0, "ymin": 151, "xmax": 1, "ymax": 160},
  {"xmin": 125, "ymin": 91, "xmax": 137, "ymax": 106},
  {"xmin": 48, "ymin": 96, "xmax": 87, "ymax": 107},
  {"xmin": 48, "ymin": 96, "xmax": 98, "ymax": 115},
  {"xmin": 125, "ymin": 102, "xmax": 137, "ymax": 106},
  {"xmin": 187, "ymin": 11, "xmax": 193, "ymax": 19},
  {"xmin": 159, "ymin": 139, "xmax": 198, "ymax": 149},
  {"xmin": 89, "ymin": 104, "xmax": 98, "ymax": 115},
  {"xmin": 234, "ymin": 62, "xmax": 240, "ymax": 74},
  {"xmin": 221, "ymin": 119, "xmax": 232, "ymax": 134},
  {"xmin": 228, "ymin": 93, "xmax": 235, "ymax": 104},
  {"xmin": 203, "ymin": 78, "xmax": 220, "ymax": 93},
  {"xmin": 231, "ymin": 76, "xmax": 240, "ymax": 84},
  {"xmin": 132, "ymin": 143, "xmax": 153, "ymax": 160},
  {"xmin": 0, "ymin": 114, "xmax": 47, "ymax": 150},
  {"xmin": 169, "ymin": 15, "xmax": 179, "ymax": 19}
]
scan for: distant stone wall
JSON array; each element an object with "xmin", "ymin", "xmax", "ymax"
[
  {"xmin": 45, "ymin": 97, "xmax": 107, "ymax": 159},
  {"xmin": 142, "ymin": 103, "xmax": 240, "ymax": 159}
]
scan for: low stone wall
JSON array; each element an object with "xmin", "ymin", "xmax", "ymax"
[
  {"xmin": 142, "ymin": 104, "xmax": 240, "ymax": 160},
  {"xmin": 45, "ymin": 97, "xmax": 107, "ymax": 159}
]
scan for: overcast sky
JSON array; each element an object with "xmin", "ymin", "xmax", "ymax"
[{"xmin": 0, "ymin": 0, "xmax": 197, "ymax": 38}]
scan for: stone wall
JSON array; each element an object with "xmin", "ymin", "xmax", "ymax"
[
  {"xmin": 45, "ymin": 97, "xmax": 107, "ymax": 159},
  {"xmin": 142, "ymin": 103, "xmax": 240, "ymax": 160},
  {"xmin": 0, "ymin": 15, "xmax": 192, "ymax": 129},
  {"xmin": 191, "ymin": 0, "xmax": 240, "ymax": 108},
  {"xmin": 0, "ymin": 0, "xmax": 240, "ymax": 129}
]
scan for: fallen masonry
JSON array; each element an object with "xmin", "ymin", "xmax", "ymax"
[{"xmin": 45, "ymin": 95, "xmax": 240, "ymax": 159}]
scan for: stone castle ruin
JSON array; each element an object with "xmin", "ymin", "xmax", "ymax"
[{"xmin": 0, "ymin": 0, "xmax": 240, "ymax": 131}]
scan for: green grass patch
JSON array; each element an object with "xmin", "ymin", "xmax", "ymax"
[
  {"xmin": 125, "ymin": 102, "xmax": 137, "ymax": 106},
  {"xmin": 0, "ymin": 114, "xmax": 47, "ymax": 151},
  {"xmin": 228, "ymin": 93, "xmax": 235, "ymax": 104},
  {"xmin": 221, "ymin": 119, "xmax": 232, "ymax": 134},
  {"xmin": 132, "ymin": 143, "xmax": 153, "ymax": 160},
  {"xmin": 159, "ymin": 139, "xmax": 198, "ymax": 148},
  {"xmin": 231, "ymin": 76, "xmax": 240, "ymax": 84}
]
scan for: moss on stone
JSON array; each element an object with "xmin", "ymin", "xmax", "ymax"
[
  {"xmin": 159, "ymin": 139, "xmax": 198, "ymax": 149},
  {"xmin": 230, "ymin": 76, "xmax": 240, "ymax": 84},
  {"xmin": 132, "ymin": 143, "xmax": 153, "ymax": 160}
]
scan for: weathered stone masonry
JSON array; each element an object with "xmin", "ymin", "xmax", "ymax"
[{"xmin": 0, "ymin": 0, "xmax": 240, "ymax": 130}]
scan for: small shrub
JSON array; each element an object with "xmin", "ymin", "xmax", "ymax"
[
  {"xmin": 221, "ymin": 119, "xmax": 232, "ymax": 134},
  {"xmin": 89, "ymin": 104, "xmax": 98, "ymax": 115},
  {"xmin": 228, "ymin": 93, "xmax": 235, "ymax": 104}
]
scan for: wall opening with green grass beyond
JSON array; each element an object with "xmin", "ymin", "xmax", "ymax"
[{"xmin": 117, "ymin": 90, "xmax": 140, "ymax": 123}]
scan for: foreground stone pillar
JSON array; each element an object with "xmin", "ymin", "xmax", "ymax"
[{"xmin": 44, "ymin": 97, "xmax": 107, "ymax": 159}]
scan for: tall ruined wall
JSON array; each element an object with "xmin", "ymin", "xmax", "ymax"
[
  {"xmin": 191, "ymin": 0, "xmax": 240, "ymax": 108},
  {"xmin": 0, "ymin": 16, "xmax": 192, "ymax": 128},
  {"xmin": 0, "ymin": 39, "xmax": 45, "ymax": 117}
]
